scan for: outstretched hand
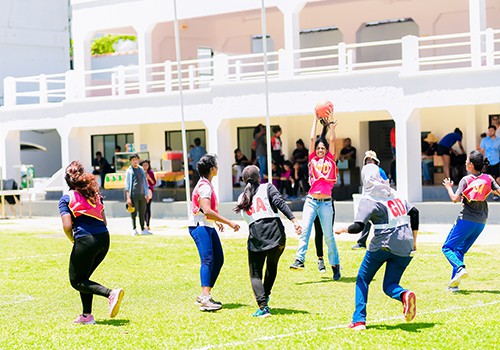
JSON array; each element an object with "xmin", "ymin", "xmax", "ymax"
[
  {"xmin": 442, "ymin": 178, "xmax": 453, "ymax": 189},
  {"xmin": 335, "ymin": 227, "xmax": 347, "ymax": 235}
]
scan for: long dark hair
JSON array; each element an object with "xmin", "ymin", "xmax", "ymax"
[
  {"xmin": 314, "ymin": 123, "xmax": 329, "ymax": 150},
  {"xmin": 469, "ymin": 150, "xmax": 490, "ymax": 172},
  {"xmin": 234, "ymin": 165, "xmax": 260, "ymax": 213},
  {"xmin": 64, "ymin": 161, "xmax": 100, "ymax": 204},
  {"xmin": 197, "ymin": 154, "xmax": 218, "ymax": 178}
]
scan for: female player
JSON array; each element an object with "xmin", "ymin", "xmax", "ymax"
[
  {"xmin": 59, "ymin": 161, "xmax": 124, "ymax": 325},
  {"xmin": 290, "ymin": 103, "xmax": 341, "ymax": 280},
  {"xmin": 442, "ymin": 150, "xmax": 500, "ymax": 291},
  {"xmin": 189, "ymin": 154, "xmax": 240, "ymax": 311},
  {"xmin": 336, "ymin": 164, "xmax": 419, "ymax": 330},
  {"xmin": 234, "ymin": 165, "xmax": 301, "ymax": 317}
]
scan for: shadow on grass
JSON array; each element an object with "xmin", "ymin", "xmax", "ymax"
[
  {"xmin": 295, "ymin": 276, "xmax": 357, "ymax": 285},
  {"xmin": 271, "ymin": 308, "xmax": 310, "ymax": 315},
  {"xmin": 96, "ymin": 319, "xmax": 130, "ymax": 326},
  {"xmin": 223, "ymin": 303, "xmax": 248, "ymax": 309},
  {"xmin": 369, "ymin": 322, "xmax": 437, "ymax": 332},
  {"xmin": 454, "ymin": 289, "xmax": 500, "ymax": 295}
]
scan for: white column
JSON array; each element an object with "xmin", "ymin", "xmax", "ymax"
[
  {"xmin": 469, "ymin": 0, "xmax": 486, "ymax": 67},
  {"xmin": 277, "ymin": 0, "xmax": 307, "ymax": 77},
  {"xmin": 401, "ymin": 35, "xmax": 419, "ymax": 74},
  {"xmin": 390, "ymin": 108, "xmax": 422, "ymax": 203},
  {"xmin": 464, "ymin": 105, "xmax": 478, "ymax": 153},
  {"xmin": 206, "ymin": 119, "xmax": 233, "ymax": 202},
  {"xmin": 71, "ymin": 31, "xmax": 93, "ymax": 98},
  {"xmin": 57, "ymin": 125, "xmax": 74, "ymax": 173},
  {"xmin": 1, "ymin": 130, "xmax": 21, "ymax": 180},
  {"xmin": 135, "ymin": 25, "xmax": 154, "ymax": 94}
]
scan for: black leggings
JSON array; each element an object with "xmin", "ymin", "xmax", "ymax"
[
  {"xmin": 248, "ymin": 244, "xmax": 285, "ymax": 308},
  {"xmin": 145, "ymin": 198, "xmax": 152, "ymax": 227},
  {"xmin": 69, "ymin": 232, "xmax": 111, "ymax": 314}
]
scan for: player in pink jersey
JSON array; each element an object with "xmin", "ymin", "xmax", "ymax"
[
  {"xmin": 290, "ymin": 103, "xmax": 341, "ymax": 280},
  {"xmin": 442, "ymin": 150, "xmax": 500, "ymax": 292},
  {"xmin": 189, "ymin": 154, "xmax": 240, "ymax": 311}
]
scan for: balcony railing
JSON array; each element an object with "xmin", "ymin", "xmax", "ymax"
[{"xmin": 3, "ymin": 28, "xmax": 500, "ymax": 107}]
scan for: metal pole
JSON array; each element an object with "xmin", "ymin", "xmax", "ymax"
[
  {"xmin": 172, "ymin": 0, "xmax": 191, "ymax": 213},
  {"xmin": 0, "ymin": 166, "xmax": 5, "ymax": 219},
  {"xmin": 260, "ymin": 0, "xmax": 273, "ymax": 183}
]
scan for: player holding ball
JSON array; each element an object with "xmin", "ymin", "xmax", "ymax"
[{"xmin": 290, "ymin": 100, "xmax": 341, "ymax": 281}]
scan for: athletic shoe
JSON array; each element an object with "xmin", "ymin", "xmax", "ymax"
[
  {"xmin": 347, "ymin": 321, "xmax": 366, "ymax": 330},
  {"xmin": 141, "ymin": 228, "xmax": 152, "ymax": 235},
  {"xmin": 199, "ymin": 295, "xmax": 222, "ymax": 311},
  {"xmin": 448, "ymin": 267, "xmax": 468, "ymax": 288},
  {"xmin": 132, "ymin": 229, "xmax": 139, "ymax": 236},
  {"xmin": 332, "ymin": 265, "xmax": 341, "ymax": 281},
  {"xmin": 290, "ymin": 259, "xmax": 305, "ymax": 270},
  {"xmin": 447, "ymin": 286, "xmax": 460, "ymax": 293},
  {"xmin": 108, "ymin": 288, "xmax": 124, "ymax": 318},
  {"xmin": 351, "ymin": 243, "xmax": 366, "ymax": 250},
  {"xmin": 73, "ymin": 314, "xmax": 96, "ymax": 325},
  {"xmin": 195, "ymin": 295, "xmax": 222, "ymax": 306},
  {"xmin": 252, "ymin": 306, "xmax": 271, "ymax": 318},
  {"xmin": 402, "ymin": 290, "xmax": 416, "ymax": 322},
  {"xmin": 317, "ymin": 258, "xmax": 326, "ymax": 273}
]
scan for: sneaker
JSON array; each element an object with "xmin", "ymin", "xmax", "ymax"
[
  {"xmin": 347, "ymin": 321, "xmax": 366, "ymax": 331},
  {"xmin": 141, "ymin": 228, "xmax": 152, "ymax": 235},
  {"xmin": 448, "ymin": 267, "xmax": 468, "ymax": 288},
  {"xmin": 252, "ymin": 306, "xmax": 271, "ymax": 318},
  {"xmin": 317, "ymin": 258, "xmax": 326, "ymax": 273},
  {"xmin": 195, "ymin": 295, "xmax": 222, "ymax": 306},
  {"xmin": 73, "ymin": 314, "xmax": 96, "ymax": 325},
  {"xmin": 351, "ymin": 243, "xmax": 366, "ymax": 250},
  {"xmin": 132, "ymin": 229, "xmax": 139, "ymax": 236},
  {"xmin": 199, "ymin": 295, "xmax": 222, "ymax": 311},
  {"xmin": 108, "ymin": 288, "xmax": 124, "ymax": 318},
  {"xmin": 402, "ymin": 291, "xmax": 416, "ymax": 322},
  {"xmin": 332, "ymin": 265, "xmax": 341, "ymax": 281},
  {"xmin": 447, "ymin": 286, "xmax": 460, "ymax": 293},
  {"xmin": 290, "ymin": 259, "xmax": 305, "ymax": 270}
]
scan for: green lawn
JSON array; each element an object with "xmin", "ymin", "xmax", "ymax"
[{"xmin": 0, "ymin": 229, "xmax": 498, "ymax": 349}]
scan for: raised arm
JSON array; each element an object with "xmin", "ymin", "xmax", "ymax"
[
  {"xmin": 328, "ymin": 120, "xmax": 338, "ymax": 156},
  {"xmin": 309, "ymin": 116, "xmax": 319, "ymax": 155}
]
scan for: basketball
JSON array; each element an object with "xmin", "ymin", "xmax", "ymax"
[{"xmin": 315, "ymin": 100, "xmax": 334, "ymax": 120}]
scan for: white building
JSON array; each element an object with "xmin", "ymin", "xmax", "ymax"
[{"xmin": 1, "ymin": 0, "xmax": 500, "ymax": 203}]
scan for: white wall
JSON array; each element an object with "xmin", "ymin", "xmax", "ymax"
[{"xmin": 0, "ymin": 0, "xmax": 70, "ymax": 105}]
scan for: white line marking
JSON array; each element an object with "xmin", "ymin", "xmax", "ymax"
[
  {"xmin": 1, "ymin": 253, "xmax": 66, "ymax": 261},
  {"xmin": 196, "ymin": 300, "xmax": 500, "ymax": 349},
  {"xmin": 0, "ymin": 294, "xmax": 34, "ymax": 306}
]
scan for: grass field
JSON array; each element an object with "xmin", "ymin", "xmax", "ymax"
[{"xmin": 0, "ymin": 227, "xmax": 498, "ymax": 349}]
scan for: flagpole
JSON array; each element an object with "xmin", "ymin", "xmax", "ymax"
[{"xmin": 260, "ymin": 0, "xmax": 272, "ymax": 183}]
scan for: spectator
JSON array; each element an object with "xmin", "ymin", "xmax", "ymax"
[
  {"xmin": 141, "ymin": 160, "xmax": 156, "ymax": 231},
  {"xmin": 280, "ymin": 160, "xmax": 294, "ymax": 198},
  {"xmin": 232, "ymin": 148, "xmax": 250, "ymax": 187},
  {"xmin": 422, "ymin": 133, "xmax": 438, "ymax": 185},
  {"xmin": 437, "ymin": 128, "xmax": 466, "ymax": 180},
  {"xmin": 390, "ymin": 127, "xmax": 396, "ymax": 185},
  {"xmin": 92, "ymin": 151, "xmax": 112, "ymax": 188},
  {"xmin": 480, "ymin": 125, "xmax": 500, "ymax": 200},
  {"xmin": 338, "ymin": 138, "xmax": 357, "ymax": 186},
  {"xmin": 491, "ymin": 116, "xmax": 500, "ymax": 138},
  {"xmin": 111, "ymin": 145, "xmax": 121, "ymax": 172},
  {"xmin": 291, "ymin": 161, "xmax": 307, "ymax": 197},
  {"xmin": 125, "ymin": 154, "xmax": 151, "ymax": 236},
  {"xmin": 271, "ymin": 126, "xmax": 284, "ymax": 165},
  {"xmin": 189, "ymin": 138, "xmax": 207, "ymax": 185},
  {"xmin": 254, "ymin": 124, "xmax": 267, "ymax": 180},
  {"xmin": 271, "ymin": 161, "xmax": 281, "ymax": 191}
]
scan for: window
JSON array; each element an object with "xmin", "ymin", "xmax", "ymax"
[
  {"xmin": 91, "ymin": 133, "xmax": 134, "ymax": 165},
  {"xmin": 165, "ymin": 129, "xmax": 206, "ymax": 151}
]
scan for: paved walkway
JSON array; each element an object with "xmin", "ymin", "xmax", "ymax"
[{"xmin": 1, "ymin": 216, "xmax": 500, "ymax": 245}]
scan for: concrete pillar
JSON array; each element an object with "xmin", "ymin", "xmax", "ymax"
[
  {"xmin": 469, "ymin": 0, "xmax": 486, "ymax": 67},
  {"xmin": 0, "ymin": 130, "xmax": 21, "ymax": 180},
  {"xmin": 71, "ymin": 31, "xmax": 93, "ymax": 98},
  {"xmin": 135, "ymin": 25, "xmax": 154, "ymax": 94},
  {"xmin": 276, "ymin": 0, "xmax": 307, "ymax": 76},
  {"xmin": 401, "ymin": 35, "xmax": 419, "ymax": 74},
  {"xmin": 206, "ymin": 119, "xmax": 233, "ymax": 202},
  {"xmin": 464, "ymin": 106, "xmax": 478, "ymax": 153},
  {"xmin": 390, "ymin": 108, "xmax": 422, "ymax": 203}
]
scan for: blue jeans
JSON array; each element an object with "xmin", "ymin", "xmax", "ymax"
[
  {"xmin": 421, "ymin": 159, "xmax": 434, "ymax": 182},
  {"xmin": 353, "ymin": 249, "xmax": 412, "ymax": 323},
  {"xmin": 189, "ymin": 225, "xmax": 224, "ymax": 288},
  {"xmin": 257, "ymin": 155, "xmax": 267, "ymax": 180},
  {"xmin": 296, "ymin": 197, "xmax": 339, "ymax": 266},
  {"xmin": 442, "ymin": 219, "xmax": 485, "ymax": 279}
]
